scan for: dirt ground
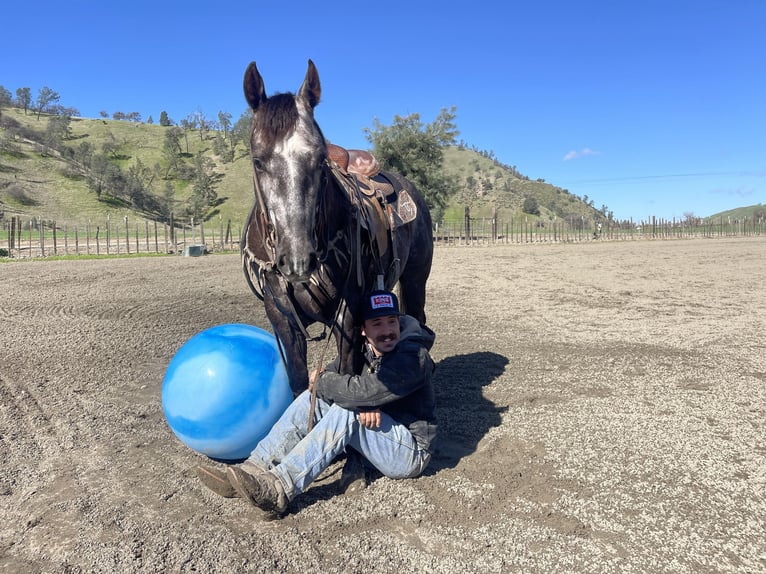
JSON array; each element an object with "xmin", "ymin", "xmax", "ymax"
[{"xmin": 1, "ymin": 238, "xmax": 764, "ymax": 573}]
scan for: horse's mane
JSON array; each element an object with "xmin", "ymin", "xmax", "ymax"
[{"xmin": 253, "ymin": 92, "xmax": 300, "ymax": 148}]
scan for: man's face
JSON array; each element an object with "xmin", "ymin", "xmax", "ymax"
[{"xmin": 361, "ymin": 315, "xmax": 400, "ymax": 355}]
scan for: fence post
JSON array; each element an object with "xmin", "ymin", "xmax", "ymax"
[
  {"xmin": 464, "ymin": 207, "xmax": 471, "ymax": 246},
  {"xmin": 169, "ymin": 212, "xmax": 175, "ymax": 251}
]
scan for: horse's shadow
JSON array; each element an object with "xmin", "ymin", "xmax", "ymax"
[{"xmin": 426, "ymin": 351, "xmax": 509, "ymax": 473}]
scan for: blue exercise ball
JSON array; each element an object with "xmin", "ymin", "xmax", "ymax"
[{"xmin": 162, "ymin": 323, "xmax": 292, "ymax": 461}]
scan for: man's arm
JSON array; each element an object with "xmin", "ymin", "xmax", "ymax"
[{"xmin": 316, "ymin": 341, "xmax": 430, "ymax": 409}]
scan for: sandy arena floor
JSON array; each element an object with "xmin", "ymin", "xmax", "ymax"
[{"xmin": 1, "ymin": 237, "xmax": 764, "ymax": 573}]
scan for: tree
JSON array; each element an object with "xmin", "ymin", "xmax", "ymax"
[
  {"xmin": 160, "ymin": 181, "xmax": 176, "ymax": 221},
  {"xmin": 123, "ymin": 157, "xmax": 156, "ymax": 209},
  {"xmin": 159, "ymin": 111, "xmax": 172, "ymax": 126},
  {"xmin": 0, "ymin": 86, "xmax": 12, "ymax": 107},
  {"xmin": 35, "ymin": 87, "xmax": 60, "ymax": 120},
  {"xmin": 232, "ymin": 111, "xmax": 252, "ymax": 153},
  {"xmin": 16, "ymin": 87, "xmax": 31, "ymax": 114},
  {"xmin": 179, "ymin": 117, "xmax": 194, "ymax": 153},
  {"xmin": 189, "ymin": 153, "xmax": 220, "ymax": 219},
  {"xmin": 364, "ymin": 107, "xmax": 460, "ymax": 222},
  {"xmin": 522, "ymin": 196, "xmax": 540, "ymax": 216},
  {"xmin": 162, "ymin": 126, "xmax": 184, "ymax": 178},
  {"xmin": 44, "ymin": 115, "xmax": 71, "ymax": 150},
  {"xmin": 217, "ymin": 111, "xmax": 232, "ymax": 139},
  {"xmin": 74, "ymin": 141, "xmax": 94, "ymax": 172},
  {"xmin": 87, "ymin": 154, "xmax": 112, "ymax": 199}
]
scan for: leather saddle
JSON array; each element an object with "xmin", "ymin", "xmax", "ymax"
[{"xmin": 326, "ymin": 143, "xmax": 418, "ymax": 260}]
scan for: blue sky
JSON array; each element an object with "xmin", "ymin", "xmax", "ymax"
[{"xmin": 2, "ymin": 0, "xmax": 764, "ymax": 221}]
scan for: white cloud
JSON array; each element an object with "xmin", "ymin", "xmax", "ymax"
[{"xmin": 563, "ymin": 148, "xmax": 601, "ymax": 161}]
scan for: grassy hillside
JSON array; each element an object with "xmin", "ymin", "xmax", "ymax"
[
  {"xmin": 708, "ymin": 203, "xmax": 765, "ymax": 222},
  {"xmin": 1, "ymin": 106, "xmax": 604, "ymax": 230},
  {"xmin": 441, "ymin": 146, "xmax": 602, "ymax": 222},
  {"xmin": 0, "ymin": 107, "xmax": 254, "ymax": 228}
]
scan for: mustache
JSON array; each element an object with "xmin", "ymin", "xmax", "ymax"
[{"xmin": 374, "ymin": 333, "xmax": 397, "ymax": 342}]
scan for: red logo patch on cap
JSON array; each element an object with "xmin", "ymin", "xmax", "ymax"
[{"xmin": 371, "ymin": 294, "xmax": 393, "ymax": 309}]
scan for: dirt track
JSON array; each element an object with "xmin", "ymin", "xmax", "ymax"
[{"xmin": 1, "ymin": 238, "xmax": 764, "ymax": 573}]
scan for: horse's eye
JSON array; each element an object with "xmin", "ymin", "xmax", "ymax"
[{"xmin": 252, "ymin": 158, "xmax": 265, "ymax": 172}]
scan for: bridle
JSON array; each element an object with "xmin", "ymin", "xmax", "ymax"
[
  {"xmin": 250, "ymin": 167, "xmax": 278, "ymax": 267},
  {"xmin": 248, "ymin": 156, "xmax": 334, "ymax": 270}
]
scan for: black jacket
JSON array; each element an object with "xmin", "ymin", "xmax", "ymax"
[{"xmin": 316, "ymin": 315, "xmax": 437, "ymax": 452}]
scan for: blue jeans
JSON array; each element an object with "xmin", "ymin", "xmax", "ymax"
[{"xmin": 245, "ymin": 390, "xmax": 431, "ymax": 499}]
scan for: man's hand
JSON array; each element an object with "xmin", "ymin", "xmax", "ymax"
[{"xmin": 358, "ymin": 409, "xmax": 382, "ymax": 429}]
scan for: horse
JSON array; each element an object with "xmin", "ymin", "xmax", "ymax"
[{"xmin": 240, "ymin": 59, "xmax": 434, "ymax": 395}]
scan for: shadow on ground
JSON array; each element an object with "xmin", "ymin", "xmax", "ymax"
[{"xmin": 427, "ymin": 351, "xmax": 509, "ymax": 473}]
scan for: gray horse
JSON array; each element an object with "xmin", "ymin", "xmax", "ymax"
[{"xmin": 241, "ymin": 59, "xmax": 433, "ymax": 394}]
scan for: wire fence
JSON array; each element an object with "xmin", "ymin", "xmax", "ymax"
[{"xmin": 1, "ymin": 213, "xmax": 764, "ymax": 259}]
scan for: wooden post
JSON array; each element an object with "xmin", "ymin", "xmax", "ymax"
[
  {"xmin": 127, "ymin": 218, "xmax": 132, "ymax": 253},
  {"xmin": 464, "ymin": 206, "xmax": 471, "ymax": 246},
  {"xmin": 39, "ymin": 220, "xmax": 45, "ymax": 257},
  {"xmin": 169, "ymin": 212, "xmax": 175, "ymax": 251}
]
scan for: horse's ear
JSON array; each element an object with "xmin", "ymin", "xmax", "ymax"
[
  {"xmin": 298, "ymin": 59, "xmax": 321, "ymax": 110},
  {"xmin": 244, "ymin": 61, "xmax": 267, "ymax": 112}
]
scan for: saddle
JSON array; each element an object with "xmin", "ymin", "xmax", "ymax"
[{"xmin": 326, "ymin": 143, "xmax": 419, "ymax": 281}]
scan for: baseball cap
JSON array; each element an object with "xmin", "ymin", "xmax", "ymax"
[{"xmin": 362, "ymin": 290, "xmax": 400, "ymax": 320}]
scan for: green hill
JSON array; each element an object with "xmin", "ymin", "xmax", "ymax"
[
  {"xmin": 708, "ymin": 204, "xmax": 765, "ymax": 222},
  {"xmin": 440, "ymin": 145, "xmax": 602, "ymax": 223},
  {"xmin": 1, "ymin": 106, "xmax": 605, "ymax": 230},
  {"xmin": 0, "ymin": 107, "xmax": 254, "ymax": 228}
]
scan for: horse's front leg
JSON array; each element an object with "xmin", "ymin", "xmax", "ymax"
[
  {"xmin": 335, "ymin": 304, "xmax": 364, "ymax": 376},
  {"xmin": 263, "ymin": 294, "xmax": 309, "ymax": 396}
]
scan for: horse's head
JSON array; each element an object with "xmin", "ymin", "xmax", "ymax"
[{"xmin": 244, "ymin": 60, "xmax": 327, "ymax": 282}]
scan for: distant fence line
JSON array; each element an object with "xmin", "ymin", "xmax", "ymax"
[
  {"xmin": 1, "ymin": 214, "xmax": 764, "ymax": 258},
  {"xmin": 1, "ymin": 215, "xmax": 240, "ymax": 258},
  {"xmin": 435, "ymin": 215, "xmax": 765, "ymax": 245}
]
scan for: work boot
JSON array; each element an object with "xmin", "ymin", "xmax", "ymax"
[
  {"xmin": 227, "ymin": 467, "xmax": 289, "ymax": 515},
  {"xmin": 195, "ymin": 465, "xmax": 239, "ymax": 498},
  {"xmin": 339, "ymin": 449, "xmax": 368, "ymax": 495}
]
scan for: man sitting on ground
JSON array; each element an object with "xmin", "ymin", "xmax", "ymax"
[{"xmin": 196, "ymin": 289, "xmax": 437, "ymax": 517}]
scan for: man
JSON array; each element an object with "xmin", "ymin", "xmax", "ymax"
[{"xmin": 196, "ymin": 289, "xmax": 437, "ymax": 517}]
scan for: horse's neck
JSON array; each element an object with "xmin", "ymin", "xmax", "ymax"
[{"xmin": 315, "ymin": 174, "xmax": 356, "ymax": 278}]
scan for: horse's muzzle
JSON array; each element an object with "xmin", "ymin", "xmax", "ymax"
[{"xmin": 276, "ymin": 250, "xmax": 318, "ymax": 283}]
